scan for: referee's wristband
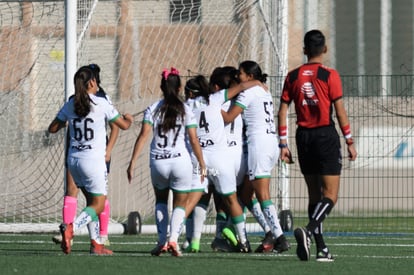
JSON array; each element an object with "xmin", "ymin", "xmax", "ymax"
[{"xmin": 278, "ymin": 143, "xmax": 288, "ymax": 148}]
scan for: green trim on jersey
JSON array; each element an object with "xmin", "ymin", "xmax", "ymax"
[
  {"xmin": 143, "ymin": 119, "xmax": 153, "ymax": 126},
  {"xmin": 221, "ymin": 191, "xmax": 236, "ymax": 197},
  {"xmin": 235, "ymin": 101, "xmax": 246, "ymax": 109},
  {"xmin": 186, "ymin": 124, "xmax": 197, "ymax": 128},
  {"xmin": 255, "ymin": 175, "xmax": 271, "ymax": 179},
  {"xmin": 190, "ymin": 188, "xmax": 206, "ymax": 192},
  {"xmin": 109, "ymin": 113, "xmax": 121, "ymax": 123},
  {"xmin": 171, "ymin": 189, "xmax": 190, "ymax": 194},
  {"xmin": 89, "ymin": 192, "xmax": 104, "ymax": 197},
  {"xmin": 224, "ymin": 88, "xmax": 229, "ymax": 101}
]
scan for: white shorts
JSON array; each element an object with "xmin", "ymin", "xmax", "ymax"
[
  {"xmin": 247, "ymin": 136, "xmax": 278, "ymax": 181},
  {"xmin": 203, "ymin": 147, "xmax": 237, "ymax": 195},
  {"xmin": 67, "ymin": 156, "xmax": 108, "ymax": 195},
  {"xmin": 150, "ymin": 152, "xmax": 193, "ymax": 192}
]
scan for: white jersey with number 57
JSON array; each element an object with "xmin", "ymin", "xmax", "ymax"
[{"xmin": 144, "ymin": 99, "xmax": 197, "ymax": 160}]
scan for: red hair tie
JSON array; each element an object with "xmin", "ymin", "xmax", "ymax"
[{"xmin": 162, "ymin": 67, "xmax": 180, "ymax": 80}]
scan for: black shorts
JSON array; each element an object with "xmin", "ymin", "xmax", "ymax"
[{"xmin": 295, "ymin": 126, "xmax": 342, "ymax": 175}]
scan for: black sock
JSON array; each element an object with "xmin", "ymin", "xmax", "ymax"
[
  {"xmin": 308, "ymin": 204, "xmax": 327, "ymax": 250},
  {"xmin": 307, "ymin": 197, "xmax": 334, "ymax": 233}
]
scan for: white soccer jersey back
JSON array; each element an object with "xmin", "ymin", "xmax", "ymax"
[
  {"xmin": 235, "ymin": 86, "xmax": 276, "ymax": 139},
  {"xmin": 144, "ymin": 99, "xmax": 197, "ymax": 159},
  {"xmin": 222, "ymin": 99, "xmax": 244, "ymax": 147},
  {"xmin": 186, "ymin": 89, "xmax": 228, "ymax": 151},
  {"xmin": 57, "ymin": 94, "xmax": 120, "ymax": 159}
]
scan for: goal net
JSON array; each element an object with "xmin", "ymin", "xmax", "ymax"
[{"xmin": 0, "ymin": 0, "xmax": 288, "ymax": 234}]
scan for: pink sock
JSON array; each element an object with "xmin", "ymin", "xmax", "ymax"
[
  {"xmin": 99, "ymin": 199, "xmax": 110, "ymax": 236},
  {"xmin": 62, "ymin": 196, "xmax": 77, "ymax": 224}
]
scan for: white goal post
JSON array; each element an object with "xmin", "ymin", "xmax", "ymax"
[{"xmin": 0, "ymin": 0, "xmax": 290, "ymax": 235}]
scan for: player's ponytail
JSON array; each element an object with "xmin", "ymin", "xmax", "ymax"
[
  {"xmin": 73, "ymin": 66, "xmax": 94, "ymax": 117},
  {"xmin": 159, "ymin": 67, "xmax": 185, "ymax": 133}
]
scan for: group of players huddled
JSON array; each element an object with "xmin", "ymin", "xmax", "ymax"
[{"xmin": 48, "ymin": 30, "xmax": 357, "ymax": 262}]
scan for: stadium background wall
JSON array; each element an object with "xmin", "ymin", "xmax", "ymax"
[{"xmin": 0, "ymin": 0, "xmax": 413, "ymax": 234}]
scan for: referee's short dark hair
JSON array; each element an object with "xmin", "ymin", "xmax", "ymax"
[{"xmin": 304, "ymin": 30, "xmax": 326, "ymax": 58}]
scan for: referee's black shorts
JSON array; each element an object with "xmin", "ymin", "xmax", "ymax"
[{"xmin": 295, "ymin": 125, "xmax": 342, "ymax": 175}]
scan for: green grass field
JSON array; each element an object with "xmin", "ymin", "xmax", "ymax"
[{"xmin": 1, "ymin": 233, "xmax": 414, "ymax": 275}]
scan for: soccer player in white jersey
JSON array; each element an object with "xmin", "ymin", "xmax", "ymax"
[
  {"xmin": 221, "ymin": 60, "xmax": 290, "ymax": 253},
  {"xmin": 48, "ymin": 66, "xmax": 133, "ymax": 255},
  {"xmin": 184, "ymin": 74, "xmax": 262, "ymax": 252},
  {"xmin": 52, "ymin": 63, "xmax": 118, "ymax": 247},
  {"xmin": 210, "ymin": 66, "xmax": 274, "ymax": 252},
  {"xmin": 127, "ymin": 68, "xmax": 206, "ymax": 257}
]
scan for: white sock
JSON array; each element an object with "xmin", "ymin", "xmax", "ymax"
[
  {"xmin": 73, "ymin": 211, "xmax": 93, "ymax": 233},
  {"xmin": 231, "ymin": 215, "xmax": 247, "ymax": 244},
  {"xmin": 192, "ymin": 204, "xmax": 207, "ymax": 241},
  {"xmin": 169, "ymin": 207, "xmax": 186, "ymax": 243},
  {"xmin": 87, "ymin": 220, "xmax": 100, "ymax": 242},
  {"xmin": 262, "ymin": 203, "xmax": 284, "ymax": 238},
  {"xmin": 155, "ymin": 203, "xmax": 169, "ymax": 245},
  {"xmin": 250, "ymin": 201, "xmax": 271, "ymax": 233}
]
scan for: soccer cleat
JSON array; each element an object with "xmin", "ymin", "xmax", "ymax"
[
  {"xmin": 273, "ymin": 234, "xmax": 291, "ymax": 253},
  {"xmin": 150, "ymin": 243, "xmax": 168, "ymax": 256},
  {"xmin": 99, "ymin": 235, "xmax": 110, "ymax": 246},
  {"xmin": 222, "ymin": 227, "xmax": 238, "ymax": 247},
  {"xmin": 316, "ymin": 249, "xmax": 334, "ymax": 262},
  {"xmin": 189, "ymin": 240, "xmax": 200, "ymax": 253},
  {"xmin": 167, "ymin": 242, "xmax": 183, "ymax": 257},
  {"xmin": 90, "ymin": 239, "xmax": 113, "ymax": 255},
  {"xmin": 59, "ymin": 223, "xmax": 73, "ymax": 254},
  {"xmin": 254, "ymin": 231, "xmax": 274, "ymax": 253},
  {"xmin": 237, "ymin": 240, "xmax": 251, "ymax": 253},
  {"xmin": 52, "ymin": 234, "xmax": 74, "ymax": 246},
  {"xmin": 211, "ymin": 237, "xmax": 234, "ymax": 252},
  {"xmin": 294, "ymin": 227, "xmax": 311, "ymax": 261}
]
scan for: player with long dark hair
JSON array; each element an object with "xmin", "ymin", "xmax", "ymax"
[
  {"xmin": 52, "ymin": 64, "xmax": 118, "ymax": 247},
  {"xmin": 184, "ymin": 72, "xmax": 262, "ymax": 252},
  {"xmin": 127, "ymin": 67, "xmax": 206, "ymax": 257},
  {"xmin": 221, "ymin": 60, "xmax": 290, "ymax": 254},
  {"xmin": 48, "ymin": 66, "xmax": 132, "ymax": 255}
]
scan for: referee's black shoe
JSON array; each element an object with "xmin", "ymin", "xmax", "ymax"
[{"xmin": 294, "ymin": 227, "xmax": 311, "ymax": 261}]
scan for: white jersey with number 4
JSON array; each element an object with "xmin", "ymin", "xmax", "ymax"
[{"xmin": 186, "ymin": 89, "xmax": 229, "ymax": 152}]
